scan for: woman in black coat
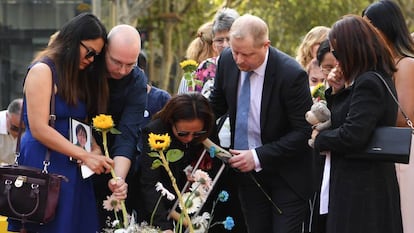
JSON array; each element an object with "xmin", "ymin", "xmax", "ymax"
[{"xmin": 312, "ymin": 15, "xmax": 402, "ymax": 233}]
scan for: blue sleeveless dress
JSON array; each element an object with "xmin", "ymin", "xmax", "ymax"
[{"xmin": 8, "ymin": 58, "xmax": 99, "ymax": 233}]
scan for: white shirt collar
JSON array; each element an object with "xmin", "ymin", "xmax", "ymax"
[{"xmin": 0, "ymin": 110, "xmax": 8, "ymax": 135}]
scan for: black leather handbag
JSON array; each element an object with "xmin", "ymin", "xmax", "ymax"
[
  {"xmin": 346, "ymin": 72, "xmax": 413, "ymax": 164},
  {"xmin": 0, "ymin": 68, "xmax": 67, "ymax": 228}
]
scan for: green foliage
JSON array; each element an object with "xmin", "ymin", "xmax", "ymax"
[
  {"xmin": 166, "ymin": 149, "xmax": 184, "ymax": 163},
  {"xmin": 125, "ymin": 0, "xmax": 411, "ymax": 91},
  {"xmin": 148, "ymin": 152, "xmax": 160, "ymax": 158},
  {"xmin": 151, "ymin": 159, "xmax": 162, "ymax": 169}
]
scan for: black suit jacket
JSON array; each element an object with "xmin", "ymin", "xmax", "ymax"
[{"xmin": 209, "ymin": 46, "xmax": 313, "ymax": 200}]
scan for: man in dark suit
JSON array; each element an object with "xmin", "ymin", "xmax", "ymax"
[{"xmin": 209, "ymin": 14, "xmax": 313, "ymax": 233}]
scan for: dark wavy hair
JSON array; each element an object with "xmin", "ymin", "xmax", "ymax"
[
  {"xmin": 153, "ymin": 92, "xmax": 214, "ymax": 143},
  {"xmin": 35, "ymin": 12, "xmax": 108, "ymax": 118},
  {"xmin": 328, "ymin": 15, "xmax": 396, "ymax": 81},
  {"xmin": 362, "ymin": 0, "xmax": 414, "ymax": 58}
]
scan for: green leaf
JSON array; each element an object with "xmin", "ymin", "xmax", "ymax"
[
  {"xmin": 151, "ymin": 159, "xmax": 162, "ymax": 169},
  {"xmin": 148, "ymin": 152, "xmax": 160, "ymax": 158},
  {"xmin": 110, "ymin": 128, "xmax": 122, "ymax": 134},
  {"xmin": 166, "ymin": 149, "xmax": 184, "ymax": 163}
]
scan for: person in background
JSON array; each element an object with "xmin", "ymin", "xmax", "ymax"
[
  {"xmin": 92, "ymin": 24, "xmax": 148, "ymax": 229},
  {"xmin": 177, "ymin": 21, "xmax": 218, "ymax": 94},
  {"xmin": 316, "ymin": 39, "xmax": 336, "ymax": 81},
  {"xmin": 177, "ymin": 8, "xmax": 239, "ymax": 96},
  {"xmin": 363, "ymin": 1, "xmax": 414, "ymax": 232},
  {"xmin": 8, "ymin": 12, "xmax": 113, "ymax": 233},
  {"xmin": 185, "ymin": 21, "xmax": 217, "ymax": 64},
  {"xmin": 210, "ymin": 14, "xmax": 313, "ymax": 233},
  {"xmin": 312, "ymin": 15, "xmax": 402, "ymax": 233},
  {"xmin": 139, "ymin": 93, "xmax": 214, "ymax": 233},
  {"xmin": 0, "ymin": 98, "xmax": 23, "ymax": 165},
  {"xmin": 296, "ymin": 26, "xmax": 330, "ymax": 69},
  {"xmin": 307, "ymin": 58, "xmax": 325, "ymax": 90},
  {"xmin": 134, "ymin": 51, "xmax": 171, "ymax": 174}
]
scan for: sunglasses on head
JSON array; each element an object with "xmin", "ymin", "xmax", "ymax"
[
  {"xmin": 80, "ymin": 41, "xmax": 99, "ymax": 59},
  {"xmin": 174, "ymin": 125, "xmax": 207, "ymax": 138}
]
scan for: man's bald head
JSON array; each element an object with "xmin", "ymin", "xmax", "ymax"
[
  {"xmin": 107, "ymin": 24, "xmax": 141, "ymax": 53},
  {"xmin": 106, "ymin": 24, "xmax": 142, "ymax": 79}
]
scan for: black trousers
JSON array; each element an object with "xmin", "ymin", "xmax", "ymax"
[{"xmin": 238, "ymin": 172, "xmax": 308, "ymax": 233}]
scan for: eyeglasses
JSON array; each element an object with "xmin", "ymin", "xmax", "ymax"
[
  {"xmin": 331, "ymin": 50, "xmax": 338, "ymax": 59},
  {"xmin": 213, "ymin": 37, "xmax": 230, "ymax": 45},
  {"xmin": 174, "ymin": 125, "xmax": 207, "ymax": 138},
  {"xmin": 108, "ymin": 53, "xmax": 136, "ymax": 71},
  {"xmin": 80, "ymin": 41, "xmax": 99, "ymax": 59}
]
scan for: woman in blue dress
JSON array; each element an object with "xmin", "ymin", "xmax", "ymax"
[{"xmin": 8, "ymin": 13, "xmax": 114, "ymax": 233}]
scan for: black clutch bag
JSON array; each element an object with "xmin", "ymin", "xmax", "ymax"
[
  {"xmin": 347, "ymin": 127, "xmax": 412, "ymax": 164},
  {"xmin": 346, "ymin": 72, "xmax": 413, "ymax": 164}
]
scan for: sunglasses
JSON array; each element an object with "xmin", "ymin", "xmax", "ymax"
[
  {"xmin": 10, "ymin": 124, "xmax": 24, "ymax": 132},
  {"xmin": 174, "ymin": 125, "xmax": 207, "ymax": 138},
  {"xmin": 80, "ymin": 41, "xmax": 99, "ymax": 59}
]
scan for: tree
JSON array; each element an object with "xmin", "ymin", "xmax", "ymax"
[{"xmin": 105, "ymin": 0, "xmax": 414, "ymax": 93}]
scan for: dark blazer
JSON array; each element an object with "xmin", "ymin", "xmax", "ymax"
[
  {"xmin": 314, "ymin": 71, "xmax": 402, "ymax": 233},
  {"xmin": 209, "ymin": 46, "xmax": 313, "ymax": 200}
]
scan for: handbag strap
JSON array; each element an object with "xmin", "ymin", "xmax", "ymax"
[
  {"xmin": 15, "ymin": 59, "xmax": 57, "ymax": 174},
  {"xmin": 373, "ymin": 72, "xmax": 414, "ymax": 130}
]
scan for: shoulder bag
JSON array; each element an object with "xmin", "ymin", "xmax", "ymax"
[
  {"xmin": 346, "ymin": 72, "xmax": 413, "ymax": 164},
  {"xmin": 0, "ymin": 62, "xmax": 67, "ymax": 230}
]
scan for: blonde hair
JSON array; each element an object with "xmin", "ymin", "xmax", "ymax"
[
  {"xmin": 230, "ymin": 14, "xmax": 269, "ymax": 48},
  {"xmin": 296, "ymin": 26, "xmax": 330, "ymax": 68},
  {"xmin": 185, "ymin": 22, "xmax": 216, "ymax": 63}
]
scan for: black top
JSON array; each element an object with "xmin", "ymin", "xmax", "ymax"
[{"xmin": 139, "ymin": 118, "xmax": 204, "ymax": 230}]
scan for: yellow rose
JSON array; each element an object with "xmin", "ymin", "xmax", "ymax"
[
  {"xmin": 148, "ymin": 133, "xmax": 171, "ymax": 151},
  {"xmin": 92, "ymin": 114, "xmax": 114, "ymax": 130}
]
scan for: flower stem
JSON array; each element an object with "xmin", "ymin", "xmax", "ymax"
[
  {"xmin": 150, "ymin": 194, "xmax": 163, "ymax": 226},
  {"xmin": 103, "ymin": 131, "xmax": 129, "ymax": 227},
  {"xmin": 159, "ymin": 150, "xmax": 194, "ymax": 233}
]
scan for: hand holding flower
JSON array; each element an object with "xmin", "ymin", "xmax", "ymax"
[
  {"xmin": 81, "ymin": 152, "xmax": 113, "ymax": 174},
  {"xmin": 228, "ymin": 149, "xmax": 255, "ymax": 172},
  {"xmin": 109, "ymin": 177, "xmax": 128, "ymax": 200},
  {"xmin": 93, "ymin": 114, "xmax": 129, "ymax": 227}
]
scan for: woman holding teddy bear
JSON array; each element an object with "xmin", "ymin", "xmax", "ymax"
[{"xmin": 311, "ymin": 15, "xmax": 402, "ymax": 233}]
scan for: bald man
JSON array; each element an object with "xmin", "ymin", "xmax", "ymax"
[{"xmin": 93, "ymin": 24, "xmax": 147, "ymax": 229}]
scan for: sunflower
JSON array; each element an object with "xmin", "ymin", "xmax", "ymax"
[
  {"xmin": 92, "ymin": 114, "xmax": 114, "ymax": 130},
  {"xmin": 179, "ymin": 59, "xmax": 198, "ymax": 73},
  {"xmin": 148, "ymin": 133, "xmax": 171, "ymax": 151}
]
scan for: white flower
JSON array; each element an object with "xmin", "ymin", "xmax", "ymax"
[
  {"xmin": 112, "ymin": 220, "xmax": 120, "ymax": 228},
  {"xmin": 190, "ymin": 182, "xmax": 208, "ymax": 201},
  {"xmin": 155, "ymin": 182, "xmax": 176, "ymax": 201},
  {"xmin": 183, "ymin": 165, "xmax": 193, "ymax": 176},
  {"xmin": 114, "ymin": 229, "xmax": 127, "ymax": 233},
  {"xmin": 180, "ymin": 192, "xmax": 203, "ymax": 214},
  {"xmin": 192, "ymin": 169, "xmax": 212, "ymax": 191},
  {"xmin": 103, "ymin": 195, "xmax": 122, "ymax": 212},
  {"xmin": 192, "ymin": 212, "xmax": 210, "ymax": 233}
]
